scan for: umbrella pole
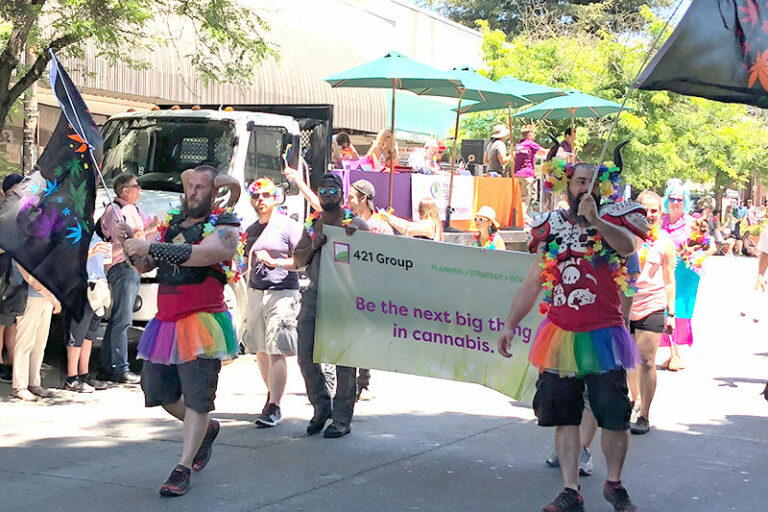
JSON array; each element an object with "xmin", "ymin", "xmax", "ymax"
[
  {"xmin": 388, "ymin": 80, "xmax": 396, "ymax": 207},
  {"xmin": 445, "ymin": 90, "xmax": 463, "ymax": 230}
]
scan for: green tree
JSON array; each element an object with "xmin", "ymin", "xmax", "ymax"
[
  {"xmin": 466, "ymin": 18, "xmax": 768, "ymax": 194},
  {"xmin": 421, "ymin": 0, "xmax": 672, "ymax": 37},
  {"xmin": 0, "ymin": 0, "xmax": 275, "ymax": 133}
]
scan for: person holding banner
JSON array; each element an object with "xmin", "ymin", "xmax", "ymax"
[
  {"xmin": 379, "ymin": 198, "xmax": 442, "ymax": 242},
  {"xmin": 498, "ymin": 158, "xmax": 648, "ymax": 512},
  {"xmin": 293, "ymin": 173, "xmax": 369, "ymax": 438}
]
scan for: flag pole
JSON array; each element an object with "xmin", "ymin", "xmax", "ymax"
[
  {"xmin": 49, "ymin": 50, "xmax": 122, "ymax": 223},
  {"xmin": 589, "ymin": 0, "xmax": 686, "ymax": 192}
]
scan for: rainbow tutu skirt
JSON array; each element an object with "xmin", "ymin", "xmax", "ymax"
[
  {"xmin": 138, "ymin": 311, "xmax": 238, "ymax": 365},
  {"xmin": 529, "ymin": 318, "xmax": 640, "ymax": 377}
]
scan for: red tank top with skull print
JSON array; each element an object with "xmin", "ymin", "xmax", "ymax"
[{"xmin": 528, "ymin": 203, "xmax": 648, "ymax": 332}]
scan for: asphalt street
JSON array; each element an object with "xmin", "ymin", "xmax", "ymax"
[{"xmin": 1, "ymin": 256, "xmax": 766, "ymax": 511}]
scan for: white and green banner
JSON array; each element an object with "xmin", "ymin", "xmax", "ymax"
[
  {"xmin": 315, "ymin": 226, "xmax": 542, "ymax": 402},
  {"xmin": 411, "ymin": 174, "xmax": 474, "ymax": 221}
]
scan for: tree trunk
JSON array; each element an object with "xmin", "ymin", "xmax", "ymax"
[{"xmin": 21, "ymin": 48, "xmax": 39, "ymax": 175}]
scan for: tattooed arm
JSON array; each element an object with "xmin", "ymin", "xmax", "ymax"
[{"xmin": 181, "ymin": 225, "xmax": 239, "ymax": 267}]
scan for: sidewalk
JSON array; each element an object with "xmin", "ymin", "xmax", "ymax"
[{"xmin": 1, "ymin": 257, "xmax": 767, "ymax": 511}]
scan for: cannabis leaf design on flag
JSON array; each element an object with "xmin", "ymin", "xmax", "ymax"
[
  {"xmin": 66, "ymin": 224, "xmax": 83, "ymax": 244},
  {"xmin": 70, "ymin": 181, "xmax": 87, "ymax": 216},
  {"xmin": 749, "ymin": 50, "xmax": 768, "ymax": 91},
  {"xmin": 43, "ymin": 178, "xmax": 60, "ymax": 197},
  {"xmin": 66, "ymin": 157, "xmax": 84, "ymax": 179},
  {"xmin": 738, "ymin": 0, "xmax": 760, "ymax": 28}
]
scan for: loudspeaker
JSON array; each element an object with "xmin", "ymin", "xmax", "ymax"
[{"xmin": 461, "ymin": 139, "xmax": 488, "ymax": 166}]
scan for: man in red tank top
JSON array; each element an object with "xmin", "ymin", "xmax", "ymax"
[{"xmin": 498, "ymin": 161, "xmax": 648, "ymax": 512}]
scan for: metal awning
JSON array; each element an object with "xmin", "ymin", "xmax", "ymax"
[{"xmin": 59, "ymin": 22, "xmax": 392, "ymax": 134}]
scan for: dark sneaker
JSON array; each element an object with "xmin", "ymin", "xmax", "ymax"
[
  {"xmin": 262, "ymin": 392, "xmax": 271, "ymax": 415},
  {"xmin": 0, "ymin": 364, "xmax": 12, "ymax": 382},
  {"xmin": 630, "ymin": 416, "xmax": 650, "ymax": 435},
  {"xmin": 761, "ymin": 381, "xmax": 768, "ymax": 402},
  {"xmin": 603, "ymin": 482, "xmax": 638, "ymax": 512},
  {"xmin": 191, "ymin": 419, "xmax": 220, "ymax": 472},
  {"xmin": 159, "ymin": 464, "xmax": 191, "ymax": 497},
  {"xmin": 255, "ymin": 403, "xmax": 282, "ymax": 428},
  {"xmin": 80, "ymin": 373, "xmax": 108, "ymax": 390},
  {"xmin": 545, "ymin": 449, "xmax": 560, "ymax": 468},
  {"xmin": 323, "ymin": 421, "xmax": 351, "ymax": 438},
  {"xmin": 112, "ymin": 371, "xmax": 140, "ymax": 384},
  {"xmin": 63, "ymin": 377, "xmax": 94, "ymax": 393},
  {"xmin": 542, "ymin": 487, "xmax": 585, "ymax": 512},
  {"xmin": 306, "ymin": 409, "xmax": 331, "ymax": 436}
]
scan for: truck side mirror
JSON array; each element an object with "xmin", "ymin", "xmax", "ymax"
[{"xmin": 281, "ymin": 133, "xmax": 301, "ymax": 170}]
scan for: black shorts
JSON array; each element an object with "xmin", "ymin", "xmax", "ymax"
[
  {"xmin": 533, "ymin": 369, "xmax": 631, "ymax": 431},
  {"xmin": 141, "ymin": 358, "xmax": 222, "ymax": 414},
  {"xmin": 68, "ymin": 305, "xmax": 101, "ymax": 347},
  {"xmin": 629, "ymin": 309, "xmax": 665, "ymax": 334}
]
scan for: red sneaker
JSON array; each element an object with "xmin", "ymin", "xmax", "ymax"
[
  {"xmin": 542, "ymin": 487, "xmax": 585, "ymax": 512},
  {"xmin": 159, "ymin": 465, "xmax": 191, "ymax": 497},
  {"xmin": 603, "ymin": 481, "xmax": 638, "ymax": 511}
]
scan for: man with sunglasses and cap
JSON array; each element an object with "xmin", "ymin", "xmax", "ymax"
[
  {"xmin": 347, "ymin": 179, "xmax": 391, "ymax": 400},
  {"xmin": 244, "ymin": 178, "xmax": 303, "ymax": 428},
  {"xmin": 293, "ymin": 173, "xmax": 369, "ymax": 438}
]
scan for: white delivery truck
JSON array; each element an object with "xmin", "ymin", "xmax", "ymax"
[{"xmin": 96, "ymin": 104, "xmax": 334, "ymax": 335}]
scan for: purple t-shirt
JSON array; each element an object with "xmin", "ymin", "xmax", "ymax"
[
  {"xmin": 513, "ymin": 138, "xmax": 543, "ymax": 178},
  {"xmin": 245, "ymin": 214, "xmax": 303, "ymax": 290}
]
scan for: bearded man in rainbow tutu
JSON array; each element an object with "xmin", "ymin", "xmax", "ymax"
[
  {"xmin": 121, "ymin": 164, "xmax": 243, "ymax": 497},
  {"xmin": 497, "ymin": 148, "xmax": 648, "ymax": 512}
]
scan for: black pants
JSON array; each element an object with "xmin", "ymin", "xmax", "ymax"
[{"xmin": 296, "ymin": 290, "xmax": 356, "ymax": 424}]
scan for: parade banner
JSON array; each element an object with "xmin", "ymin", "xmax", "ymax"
[
  {"xmin": 315, "ymin": 226, "xmax": 542, "ymax": 402},
  {"xmin": 411, "ymin": 174, "xmax": 474, "ymax": 221}
]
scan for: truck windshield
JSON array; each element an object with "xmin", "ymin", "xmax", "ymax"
[{"xmin": 100, "ymin": 117, "xmax": 236, "ymax": 192}]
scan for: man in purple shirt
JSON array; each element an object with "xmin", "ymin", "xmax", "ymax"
[{"xmin": 513, "ymin": 125, "xmax": 547, "ymax": 218}]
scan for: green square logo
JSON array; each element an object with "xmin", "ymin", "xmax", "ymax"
[{"xmin": 333, "ymin": 242, "xmax": 350, "ymax": 264}]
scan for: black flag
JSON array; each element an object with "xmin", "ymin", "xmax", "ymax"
[
  {"xmin": 637, "ymin": 0, "xmax": 768, "ymax": 108},
  {"xmin": 0, "ymin": 53, "xmax": 100, "ymax": 321}
]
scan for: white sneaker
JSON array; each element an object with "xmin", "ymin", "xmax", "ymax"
[
  {"xmin": 63, "ymin": 378, "xmax": 94, "ymax": 393},
  {"xmin": 545, "ymin": 448, "xmax": 559, "ymax": 468},
  {"xmin": 579, "ymin": 446, "xmax": 593, "ymax": 476}
]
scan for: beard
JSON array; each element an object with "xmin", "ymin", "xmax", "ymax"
[
  {"xmin": 321, "ymin": 199, "xmax": 341, "ymax": 212},
  {"xmin": 567, "ymin": 189, "xmax": 601, "ymax": 226},
  {"xmin": 183, "ymin": 193, "xmax": 214, "ymax": 219}
]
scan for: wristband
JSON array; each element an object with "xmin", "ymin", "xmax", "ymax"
[
  {"xmin": 667, "ymin": 312, "xmax": 675, "ymax": 318},
  {"xmin": 149, "ymin": 242, "xmax": 193, "ymax": 266}
]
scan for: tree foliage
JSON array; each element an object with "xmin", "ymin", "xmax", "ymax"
[
  {"xmin": 422, "ymin": 0, "xmax": 673, "ymax": 37},
  {"xmin": 463, "ymin": 15, "xmax": 768, "ymax": 193},
  {"xmin": 0, "ymin": 0, "xmax": 275, "ymax": 133}
]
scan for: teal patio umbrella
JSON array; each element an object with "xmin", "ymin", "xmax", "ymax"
[
  {"xmin": 410, "ymin": 66, "xmax": 531, "ymax": 228},
  {"xmin": 514, "ymin": 89, "xmax": 629, "ymax": 132},
  {"xmin": 461, "ymin": 76, "xmax": 565, "ymax": 140},
  {"xmin": 325, "ymin": 52, "xmax": 461, "ymax": 204}
]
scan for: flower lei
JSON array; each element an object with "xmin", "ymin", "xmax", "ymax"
[
  {"xmin": 538, "ymin": 232, "xmax": 637, "ymax": 315},
  {"xmin": 156, "ymin": 207, "xmax": 247, "ymax": 283},
  {"xmin": 472, "ymin": 233, "xmax": 499, "ymax": 249},
  {"xmin": 680, "ymin": 230, "xmax": 711, "ymax": 273},
  {"xmin": 638, "ymin": 224, "xmax": 659, "ymax": 268},
  {"xmin": 541, "ymin": 158, "xmax": 622, "ymax": 202},
  {"xmin": 305, "ymin": 208, "xmax": 355, "ymax": 240}
]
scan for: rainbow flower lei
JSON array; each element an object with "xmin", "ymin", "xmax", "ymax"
[
  {"xmin": 156, "ymin": 207, "xmax": 247, "ymax": 283},
  {"xmin": 538, "ymin": 232, "xmax": 637, "ymax": 315},
  {"xmin": 472, "ymin": 233, "xmax": 500, "ymax": 249},
  {"xmin": 680, "ymin": 230, "xmax": 711, "ymax": 273},
  {"xmin": 541, "ymin": 158, "xmax": 622, "ymax": 202},
  {"xmin": 305, "ymin": 208, "xmax": 355, "ymax": 240},
  {"xmin": 638, "ymin": 224, "xmax": 659, "ymax": 268}
]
